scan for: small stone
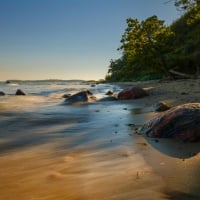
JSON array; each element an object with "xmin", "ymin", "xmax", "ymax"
[
  {"xmin": 136, "ymin": 142, "xmax": 147, "ymax": 146},
  {"xmin": 15, "ymin": 89, "xmax": 26, "ymax": 95},
  {"xmin": 181, "ymin": 92, "xmax": 188, "ymax": 95},
  {"xmin": 5, "ymin": 80, "xmax": 11, "ymax": 84},
  {"xmin": 0, "ymin": 91, "xmax": 5, "ymax": 96},
  {"xmin": 127, "ymin": 123, "xmax": 135, "ymax": 127},
  {"xmin": 153, "ymin": 101, "xmax": 170, "ymax": 112},
  {"xmin": 105, "ymin": 90, "xmax": 113, "ymax": 95}
]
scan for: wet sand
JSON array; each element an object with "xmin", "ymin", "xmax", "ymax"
[{"xmin": 0, "ymin": 79, "xmax": 200, "ymax": 199}]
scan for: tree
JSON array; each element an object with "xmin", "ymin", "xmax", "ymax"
[
  {"xmin": 105, "ymin": 2, "xmax": 200, "ymax": 81},
  {"xmin": 170, "ymin": 9, "xmax": 200, "ymax": 75},
  {"xmin": 106, "ymin": 55, "xmax": 136, "ymax": 81},
  {"xmin": 174, "ymin": 0, "xmax": 199, "ymax": 10},
  {"xmin": 174, "ymin": 0, "xmax": 200, "ymax": 23},
  {"xmin": 119, "ymin": 15, "xmax": 175, "ymax": 77}
]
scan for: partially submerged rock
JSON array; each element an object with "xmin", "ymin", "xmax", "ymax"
[
  {"xmin": 105, "ymin": 90, "xmax": 113, "ymax": 96},
  {"xmin": 5, "ymin": 80, "xmax": 11, "ymax": 84},
  {"xmin": 62, "ymin": 94, "xmax": 71, "ymax": 98},
  {"xmin": 15, "ymin": 89, "xmax": 26, "ymax": 95},
  {"xmin": 118, "ymin": 86, "xmax": 148, "ymax": 100},
  {"xmin": 0, "ymin": 91, "xmax": 5, "ymax": 96},
  {"xmin": 64, "ymin": 90, "xmax": 96, "ymax": 104},
  {"xmin": 141, "ymin": 103, "xmax": 200, "ymax": 142},
  {"xmin": 98, "ymin": 96, "xmax": 117, "ymax": 102}
]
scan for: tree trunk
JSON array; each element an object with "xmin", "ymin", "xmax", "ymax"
[{"xmin": 169, "ymin": 69, "xmax": 195, "ymax": 78}]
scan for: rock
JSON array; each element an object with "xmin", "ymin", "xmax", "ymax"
[
  {"xmin": 15, "ymin": 89, "xmax": 26, "ymax": 95},
  {"xmin": 64, "ymin": 90, "xmax": 96, "ymax": 104},
  {"xmin": 153, "ymin": 101, "xmax": 171, "ymax": 112},
  {"xmin": 118, "ymin": 86, "xmax": 148, "ymax": 100},
  {"xmin": 98, "ymin": 96, "xmax": 117, "ymax": 101},
  {"xmin": 105, "ymin": 90, "xmax": 113, "ymax": 95},
  {"xmin": 0, "ymin": 91, "xmax": 5, "ymax": 96},
  {"xmin": 62, "ymin": 94, "xmax": 71, "ymax": 98},
  {"xmin": 86, "ymin": 90, "xmax": 93, "ymax": 95},
  {"xmin": 181, "ymin": 92, "xmax": 188, "ymax": 95},
  {"xmin": 5, "ymin": 80, "xmax": 11, "ymax": 84},
  {"xmin": 141, "ymin": 103, "xmax": 200, "ymax": 142}
]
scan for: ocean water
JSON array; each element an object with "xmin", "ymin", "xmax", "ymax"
[
  {"xmin": 0, "ymin": 80, "xmax": 132, "ymax": 156},
  {"xmin": 1, "ymin": 80, "xmax": 199, "ymax": 200},
  {"xmin": 0, "ymin": 80, "xmax": 121, "ymax": 109}
]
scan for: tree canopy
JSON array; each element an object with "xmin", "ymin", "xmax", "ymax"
[
  {"xmin": 174, "ymin": 0, "xmax": 200, "ymax": 23},
  {"xmin": 105, "ymin": 1, "xmax": 200, "ymax": 81}
]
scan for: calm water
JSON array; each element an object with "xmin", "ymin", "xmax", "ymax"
[{"xmin": 0, "ymin": 80, "xmax": 199, "ymax": 200}]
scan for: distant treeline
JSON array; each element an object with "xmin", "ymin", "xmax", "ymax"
[{"xmin": 105, "ymin": 0, "xmax": 200, "ymax": 81}]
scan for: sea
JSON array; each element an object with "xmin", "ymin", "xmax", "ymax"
[
  {"xmin": 0, "ymin": 80, "xmax": 121, "ymax": 108},
  {"xmin": 0, "ymin": 79, "xmax": 133, "ymax": 154}
]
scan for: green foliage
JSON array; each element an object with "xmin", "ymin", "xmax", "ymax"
[
  {"xmin": 174, "ymin": 0, "xmax": 200, "ymax": 23},
  {"xmin": 105, "ymin": 2, "xmax": 200, "ymax": 82},
  {"xmin": 171, "ymin": 9, "xmax": 200, "ymax": 74},
  {"xmin": 120, "ymin": 16, "xmax": 174, "ymax": 75}
]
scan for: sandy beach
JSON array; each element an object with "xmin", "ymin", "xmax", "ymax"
[
  {"xmin": 0, "ymin": 79, "xmax": 200, "ymax": 200},
  {"xmin": 117, "ymin": 78, "xmax": 200, "ymax": 106}
]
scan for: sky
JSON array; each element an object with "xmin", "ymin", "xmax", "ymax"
[{"xmin": 0, "ymin": 0, "xmax": 179, "ymax": 81}]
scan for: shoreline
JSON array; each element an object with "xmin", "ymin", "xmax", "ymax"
[
  {"xmin": 112, "ymin": 78, "xmax": 200, "ymax": 199},
  {"xmin": 113, "ymin": 78, "xmax": 200, "ymax": 106},
  {"xmin": 0, "ymin": 79, "xmax": 200, "ymax": 199}
]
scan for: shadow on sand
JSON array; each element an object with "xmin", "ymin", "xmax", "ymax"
[{"xmin": 142, "ymin": 135, "xmax": 200, "ymax": 159}]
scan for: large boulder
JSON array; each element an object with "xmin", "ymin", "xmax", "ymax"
[
  {"xmin": 141, "ymin": 103, "xmax": 200, "ymax": 142},
  {"xmin": 118, "ymin": 86, "xmax": 148, "ymax": 100},
  {"xmin": 64, "ymin": 90, "xmax": 96, "ymax": 104},
  {"xmin": 15, "ymin": 89, "xmax": 26, "ymax": 95}
]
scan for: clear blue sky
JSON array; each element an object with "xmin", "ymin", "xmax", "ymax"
[{"xmin": 0, "ymin": 0, "xmax": 179, "ymax": 81}]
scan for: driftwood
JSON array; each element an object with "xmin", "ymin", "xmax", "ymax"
[{"xmin": 169, "ymin": 69, "xmax": 196, "ymax": 78}]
